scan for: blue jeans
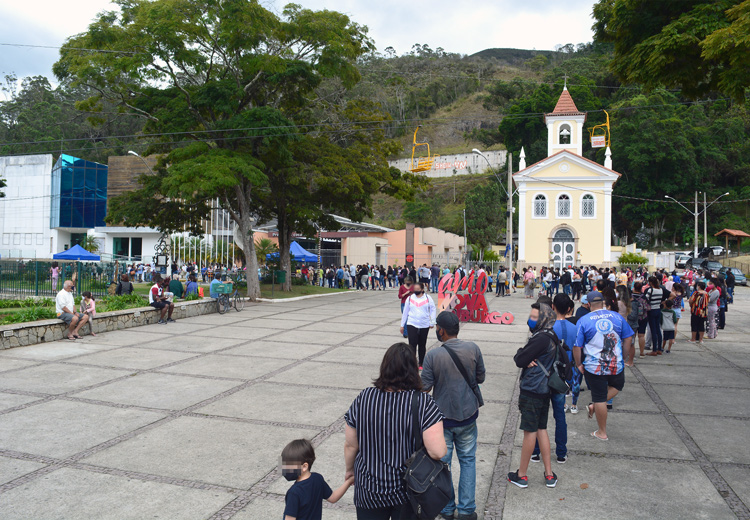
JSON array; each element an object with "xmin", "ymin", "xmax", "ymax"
[
  {"xmin": 551, "ymin": 280, "xmax": 559, "ymax": 294},
  {"xmin": 563, "ymin": 284, "xmax": 571, "ymax": 295},
  {"xmin": 441, "ymin": 421, "xmax": 478, "ymax": 517},
  {"xmin": 400, "ymin": 303, "xmax": 408, "ymax": 338},
  {"xmin": 430, "ymin": 277, "xmax": 439, "ymax": 293},
  {"xmin": 532, "ymin": 392, "xmax": 567, "ymax": 459},
  {"xmin": 648, "ymin": 308, "xmax": 663, "ymax": 351}
]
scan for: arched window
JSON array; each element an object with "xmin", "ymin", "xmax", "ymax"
[
  {"xmin": 533, "ymin": 194, "xmax": 547, "ymax": 218},
  {"xmin": 557, "ymin": 194, "xmax": 571, "ymax": 218},
  {"xmin": 559, "ymin": 124, "xmax": 571, "ymax": 145},
  {"xmin": 581, "ymin": 194, "xmax": 596, "ymax": 218}
]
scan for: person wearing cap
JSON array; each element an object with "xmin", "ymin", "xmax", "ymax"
[
  {"xmin": 575, "ymin": 294, "xmax": 591, "ymax": 320},
  {"xmin": 421, "ymin": 311, "xmax": 485, "ymax": 520},
  {"xmin": 573, "ymin": 291, "xmax": 635, "ymax": 441}
]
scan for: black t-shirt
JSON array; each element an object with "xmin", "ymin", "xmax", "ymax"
[{"xmin": 284, "ymin": 472, "xmax": 332, "ymax": 520}]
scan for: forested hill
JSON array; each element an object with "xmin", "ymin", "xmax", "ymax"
[{"xmin": 2, "ymin": 42, "xmax": 749, "ymax": 248}]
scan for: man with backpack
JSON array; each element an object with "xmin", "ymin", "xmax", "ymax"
[
  {"xmin": 508, "ymin": 302, "xmax": 560, "ymax": 489},
  {"xmin": 530, "ymin": 294, "xmax": 576, "ymax": 465},
  {"xmin": 573, "ymin": 291, "xmax": 635, "ymax": 441},
  {"xmin": 421, "ymin": 311, "xmax": 485, "ymax": 520}
]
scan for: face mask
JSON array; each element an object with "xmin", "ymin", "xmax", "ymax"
[
  {"xmin": 414, "ymin": 291, "xmax": 423, "ymax": 296},
  {"xmin": 527, "ymin": 319, "xmax": 537, "ymax": 332},
  {"xmin": 435, "ymin": 328, "xmax": 442, "ymax": 342},
  {"xmin": 282, "ymin": 468, "xmax": 301, "ymax": 481}
]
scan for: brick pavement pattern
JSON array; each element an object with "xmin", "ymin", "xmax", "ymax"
[{"xmin": 0, "ymin": 286, "xmax": 749, "ymax": 519}]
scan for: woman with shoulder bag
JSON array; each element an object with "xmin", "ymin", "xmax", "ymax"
[{"xmin": 344, "ymin": 343, "xmax": 446, "ymax": 520}]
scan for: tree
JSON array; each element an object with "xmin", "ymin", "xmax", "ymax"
[
  {"xmin": 592, "ymin": 0, "xmax": 750, "ymax": 101},
  {"xmin": 254, "ymin": 238, "xmax": 278, "ymax": 265},
  {"xmin": 465, "ymin": 182, "xmax": 504, "ymax": 259},
  {"xmin": 55, "ymin": 0, "xmax": 376, "ymax": 300},
  {"xmin": 78, "ymin": 235, "xmax": 101, "ymax": 254}
]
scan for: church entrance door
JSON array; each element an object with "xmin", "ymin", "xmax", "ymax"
[{"xmin": 552, "ymin": 228, "xmax": 575, "ymax": 270}]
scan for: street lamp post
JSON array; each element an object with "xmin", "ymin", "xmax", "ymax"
[{"xmin": 704, "ymin": 192, "xmax": 729, "ymax": 248}]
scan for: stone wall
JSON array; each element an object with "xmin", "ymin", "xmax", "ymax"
[{"xmin": 0, "ymin": 299, "xmax": 217, "ymax": 350}]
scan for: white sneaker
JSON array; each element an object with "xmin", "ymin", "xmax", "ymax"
[
  {"xmin": 563, "ymin": 404, "xmax": 569, "ymax": 412},
  {"xmin": 570, "ymin": 405, "xmax": 579, "ymax": 414}
]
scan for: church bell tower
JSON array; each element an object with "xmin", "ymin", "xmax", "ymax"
[{"xmin": 545, "ymin": 86, "xmax": 587, "ymax": 156}]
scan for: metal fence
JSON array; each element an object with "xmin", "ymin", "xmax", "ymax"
[
  {"xmin": 0, "ymin": 260, "xmax": 123, "ymax": 299},
  {"xmin": 721, "ymin": 259, "xmax": 749, "ymax": 276}
]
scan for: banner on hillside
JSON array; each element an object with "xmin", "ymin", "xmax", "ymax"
[{"xmin": 438, "ymin": 271, "xmax": 514, "ymax": 325}]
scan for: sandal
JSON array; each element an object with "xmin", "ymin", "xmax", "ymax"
[
  {"xmin": 587, "ymin": 403, "xmax": 594, "ymax": 419},
  {"xmin": 67, "ymin": 335, "xmax": 76, "ymax": 341},
  {"xmin": 591, "ymin": 430, "xmax": 608, "ymax": 441},
  {"xmin": 73, "ymin": 335, "xmax": 81, "ymax": 339}
]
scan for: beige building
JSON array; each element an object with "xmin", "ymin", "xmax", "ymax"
[{"xmin": 513, "ymin": 87, "xmax": 621, "ymax": 269}]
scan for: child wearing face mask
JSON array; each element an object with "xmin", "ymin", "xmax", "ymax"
[{"xmin": 281, "ymin": 439, "xmax": 353, "ymax": 520}]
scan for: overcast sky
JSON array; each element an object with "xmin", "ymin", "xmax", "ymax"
[{"xmin": 0, "ymin": 0, "xmax": 596, "ymax": 82}]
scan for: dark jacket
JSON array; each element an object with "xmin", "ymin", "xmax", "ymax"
[
  {"xmin": 421, "ymin": 338, "xmax": 485, "ymax": 422},
  {"xmin": 514, "ymin": 331, "xmax": 557, "ymax": 399}
]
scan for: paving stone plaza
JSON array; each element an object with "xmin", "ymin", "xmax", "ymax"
[{"xmin": 0, "ymin": 287, "xmax": 749, "ymax": 519}]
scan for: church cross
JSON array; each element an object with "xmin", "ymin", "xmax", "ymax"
[{"xmin": 563, "ymin": 74, "xmax": 569, "ymax": 89}]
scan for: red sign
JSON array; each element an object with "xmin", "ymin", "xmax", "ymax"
[
  {"xmin": 406, "ymin": 254, "xmax": 414, "ymax": 263},
  {"xmin": 438, "ymin": 272, "xmax": 514, "ymax": 325}
]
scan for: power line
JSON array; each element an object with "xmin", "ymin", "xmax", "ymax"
[
  {"xmin": 0, "ymin": 42, "xmax": 137, "ymax": 55},
  {"xmin": 0, "ymin": 97, "xmax": 729, "ymax": 150}
]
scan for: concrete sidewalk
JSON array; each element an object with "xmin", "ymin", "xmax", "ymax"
[{"xmin": 0, "ymin": 285, "xmax": 748, "ymax": 519}]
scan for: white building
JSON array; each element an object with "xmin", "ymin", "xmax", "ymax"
[
  {"xmin": 389, "ymin": 150, "xmax": 507, "ymax": 178},
  {"xmin": 0, "ymin": 154, "xmax": 57, "ymax": 258}
]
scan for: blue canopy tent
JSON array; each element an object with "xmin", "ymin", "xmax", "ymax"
[
  {"xmin": 53, "ymin": 244, "xmax": 101, "ymax": 261},
  {"xmin": 266, "ymin": 241, "xmax": 318, "ymax": 263}
]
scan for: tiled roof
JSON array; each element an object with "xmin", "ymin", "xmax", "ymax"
[
  {"xmin": 548, "ymin": 88, "xmax": 585, "ymax": 116},
  {"xmin": 714, "ymin": 228, "xmax": 750, "ymax": 238}
]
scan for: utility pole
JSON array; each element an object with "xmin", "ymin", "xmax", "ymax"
[
  {"xmin": 507, "ymin": 152, "xmax": 513, "ymax": 276},
  {"xmin": 694, "ymin": 191, "xmax": 699, "ymax": 257},
  {"xmin": 463, "ymin": 209, "xmax": 467, "ymax": 266},
  {"xmin": 703, "ymin": 191, "xmax": 708, "ymax": 248}
]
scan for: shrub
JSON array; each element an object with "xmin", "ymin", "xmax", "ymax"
[
  {"xmin": 185, "ymin": 292, "xmax": 201, "ymax": 301},
  {"xmin": 1, "ymin": 306, "xmax": 57, "ymax": 325},
  {"xmin": 618, "ymin": 252, "xmax": 648, "ymax": 265}
]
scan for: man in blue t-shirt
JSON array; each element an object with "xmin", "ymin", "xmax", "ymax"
[
  {"xmin": 531, "ymin": 293, "xmax": 578, "ymax": 465},
  {"xmin": 573, "ymin": 291, "xmax": 635, "ymax": 441}
]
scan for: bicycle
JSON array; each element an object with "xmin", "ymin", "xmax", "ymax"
[{"xmin": 215, "ymin": 277, "xmax": 246, "ymax": 314}]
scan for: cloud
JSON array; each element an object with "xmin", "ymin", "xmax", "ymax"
[{"xmin": 0, "ymin": 0, "xmax": 596, "ymax": 80}]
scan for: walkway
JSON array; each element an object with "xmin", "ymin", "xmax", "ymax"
[{"xmin": 0, "ymin": 285, "xmax": 748, "ymax": 519}]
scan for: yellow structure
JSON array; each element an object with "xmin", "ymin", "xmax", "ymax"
[
  {"xmin": 513, "ymin": 87, "xmax": 620, "ymax": 269},
  {"xmin": 409, "ymin": 126, "xmax": 438, "ymax": 173}
]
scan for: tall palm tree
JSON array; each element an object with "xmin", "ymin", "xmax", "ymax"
[{"xmin": 78, "ymin": 235, "xmax": 101, "ymax": 254}]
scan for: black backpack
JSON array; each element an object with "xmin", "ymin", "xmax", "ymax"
[
  {"xmin": 403, "ymin": 391, "xmax": 452, "ymax": 520},
  {"xmin": 540, "ymin": 330, "xmax": 573, "ymax": 392}
]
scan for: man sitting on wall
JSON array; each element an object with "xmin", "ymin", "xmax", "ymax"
[{"xmin": 56, "ymin": 280, "xmax": 89, "ymax": 340}]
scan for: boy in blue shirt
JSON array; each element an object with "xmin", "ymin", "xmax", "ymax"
[{"xmin": 282, "ymin": 439, "xmax": 353, "ymax": 520}]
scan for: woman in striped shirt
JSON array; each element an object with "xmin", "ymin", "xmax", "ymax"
[
  {"xmin": 344, "ymin": 343, "xmax": 446, "ymax": 520},
  {"xmin": 644, "ymin": 276, "xmax": 666, "ymax": 355}
]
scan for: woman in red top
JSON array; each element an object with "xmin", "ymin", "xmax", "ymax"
[{"xmin": 397, "ymin": 276, "xmax": 414, "ymax": 338}]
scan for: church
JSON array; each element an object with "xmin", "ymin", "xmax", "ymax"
[{"xmin": 512, "ymin": 87, "xmax": 621, "ymax": 269}]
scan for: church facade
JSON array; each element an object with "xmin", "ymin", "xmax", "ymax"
[{"xmin": 513, "ymin": 87, "xmax": 620, "ymax": 269}]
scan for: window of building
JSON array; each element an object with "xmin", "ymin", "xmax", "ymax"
[
  {"xmin": 557, "ymin": 194, "xmax": 571, "ymax": 218},
  {"xmin": 559, "ymin": 124, "xmax": 571, "ymax": 145},
  {"xmin": 581, "ymin": 194, "xmax": 596, "ymax": 218},
  {"xmin": 533, "ymin": 194, "xmax": 547, "ymax": 218}
]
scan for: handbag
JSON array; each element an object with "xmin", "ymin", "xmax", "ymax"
[
  {"xmin": 403, "ymin": 391, "xmax": 452, "ymax": 520},
  {"xmin": 442, "ymin": 344, "xmax": 484, "ymax": 407}
]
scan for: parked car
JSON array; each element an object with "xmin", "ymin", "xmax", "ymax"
[
  {"xmin": 676, "ymin": 255, "xmax": 692, "ymax": 269},
  {"xmin": 699, "ymin": 259, "xmax": 723, "ymax": 273},
  {"xmin": 711, "ymin": 246, "xmax": 730, "ymax": 256},
  {"xmin": 719, "ymin": 266, "xmax": 747, "ymax": 286}
]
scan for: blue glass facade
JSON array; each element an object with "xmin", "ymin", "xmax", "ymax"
[{"xmin": 50, "ymin": 154, "xmax": 108, "ymax": 229}]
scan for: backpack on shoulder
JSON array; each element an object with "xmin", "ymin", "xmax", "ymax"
[{"xmin": 537, "ymin": 331, "xmax": 571, "ymax": 394}]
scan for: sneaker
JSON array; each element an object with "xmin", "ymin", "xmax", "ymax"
[
  {"xmin": 530, "ymin": 453, "xmax": 541, "ymax": 463},
  {"xmin": 439, "ymin": 514, "xmax": 454, "ymax": 520},
  {"xmin": 544, "ymin": 472, "xmax": 558, "ymax": 488},
  {"xmin": 457, "ymin": 513, "xmax": 478, "ymax": 520},
  {"xmin": 607, "ymin": 404, "xmax": 613, "ymax": 410},
  {"xmin": 645, "ymin": 346, "xmax": 652, "ymax": 351},
  {"xmin": 570, "ymin": 405, "xmax": 579, "ymax": 414},
  {"xmin": 563, "ymin": 404, "xmax": 569, "ymax": 412},
  {"xmin": 418, "ymin": 366, "xmax": 423, "ymax": 371},
  {"xmin": 507, "ymin": 471, "xmax": 528, "ymax": 488},
  {"xmin": 166, "ymin": 318, "xmax": 176, "ymax": 323},
  {"xmin": 557, "ymin": 455, "xmax": 567, "ymax": 464},
  {"xmin": 158, "ymin": 319, "xmax": 166, "ymax": 325}
]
